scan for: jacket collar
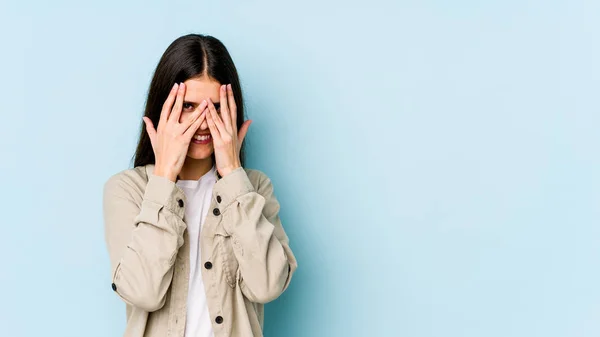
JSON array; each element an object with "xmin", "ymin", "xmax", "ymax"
[{"xmin": 145, "ymin": 163, "xmax": 221, "ymax": 182}]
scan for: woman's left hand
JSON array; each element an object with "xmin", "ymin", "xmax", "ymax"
[{"xmin": 206, "ymin": 84, "xmax": 252, "ymax": 178}]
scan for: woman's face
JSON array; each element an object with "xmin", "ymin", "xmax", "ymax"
[{"xmin": 180, "ymin": 75, "xmax": 222, "ymax": 160}]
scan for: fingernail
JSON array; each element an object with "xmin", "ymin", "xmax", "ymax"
[
  {"xmin": 172, "ymin": 83, "xmax": 178, "ymax": 90},
  {"xmin": 227, "ymin": 84, "xmax": 232, "ymax": 90}
]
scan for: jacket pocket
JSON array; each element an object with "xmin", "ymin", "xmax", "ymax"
[{"xmin": 213, "ymin": 224, "xmax": 239, "ymax": 288}]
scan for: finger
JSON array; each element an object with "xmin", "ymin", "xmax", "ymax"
[
  {"xmin": 207, "ymin": 98, "xmax": 228, "ymax": 136},
  {"xmin": 169, "ymin": 82, "xmax": 185, "ymax": 124},
  {"xmin": 160, "ymin": 83, "xmax": 178, "ymax": 128},
  {"xmin": 237, "ymin": 119, "xmax": 252, "ymax": 147},
  {"xmin": 143, "ymin": 116, "xmax": 157, "ymax": 138},
  {"xmin": 206, "ymin": 107, "xmax": 221, "ymax": 141},
  {"xmin": 143, "ymin": 116, "xmax": 157, "ymax": 147},
  {"xmin": 182, "ymin": 108, "xmax": 205, "ymax": 136},
  {"xmin": 182, "ymin": 100, "xmax": 208, "ymax": 132},
  {"xmin": 183, "ymin": 109, "xmax": 207, "ymax": 138},
  {"xmin": 227, "ymin": 84, "xmax": 238, "ymax": 129},
  {"xmin": 219, "ymin": 84, "xmax": 232, "ymax": 132}
]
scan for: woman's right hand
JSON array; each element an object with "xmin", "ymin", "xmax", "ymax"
[{"xmin": 142, "ymin": 83, "xmax": 207, "ymax": 182}]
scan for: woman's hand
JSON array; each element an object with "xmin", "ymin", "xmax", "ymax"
[
  {"xmin": 142, "ymin": 83, "xmax": 208, "ymax": 182},
  {"xmin": 206, "ymin": 84, "xmax": 252, "ymax": 177}
]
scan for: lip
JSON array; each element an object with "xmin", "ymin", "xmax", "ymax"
[{"xmin": 192, "ymin": 133, "xmax": 212, "ymax": 145}]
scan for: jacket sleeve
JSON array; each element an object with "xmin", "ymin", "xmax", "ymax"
[
  {"xmin": 214, "ymin": 167, "xmax": 298, "ymax": 304},
  {"xmin": 102, "ymin": 172, "xmax": 187, "ymax": 312}
]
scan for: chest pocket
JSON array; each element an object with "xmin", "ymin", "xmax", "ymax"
[{"xmin": 213, "ymin": 221, "xmax": 239, "ymax": 288}]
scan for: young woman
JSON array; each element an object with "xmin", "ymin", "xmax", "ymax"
[{"xmin": 102, "ymin": 34, "xmax": 297, "ymax": 337}]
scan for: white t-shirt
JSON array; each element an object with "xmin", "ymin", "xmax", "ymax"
[{"xmin": 176, "ymin": 166, "xmax": 217, "ymax": 337}]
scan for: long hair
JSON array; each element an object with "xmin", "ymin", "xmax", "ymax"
[{"xmin": 133, "ymin": 34, "xmax": 246, "ymax": 168}]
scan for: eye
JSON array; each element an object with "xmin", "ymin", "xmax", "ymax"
[{"xmin": 183, "ymin": 103, "xmax": 194, "ymax": 111}]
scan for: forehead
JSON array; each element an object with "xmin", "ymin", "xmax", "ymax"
[{"xmin": 183, "ymin": 76, "xmax": 221, "ymax": 102}]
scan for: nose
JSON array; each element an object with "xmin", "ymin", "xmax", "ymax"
[
  {"xmin": 199, "ymin": 119, "xmax": 209, "ymax": 130},
  {"xmin": 193, "ymin": 106, "xmax": 209, "ymax": 130}
]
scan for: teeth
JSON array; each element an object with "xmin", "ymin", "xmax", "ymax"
[{"xmin": 194, "ymin": 134, "xmax": 210, "ymax": 141}]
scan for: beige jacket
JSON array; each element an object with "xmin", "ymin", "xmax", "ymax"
[{"xmin": 102, "ymin": 164, "xmax": 297, "ymax": 337}]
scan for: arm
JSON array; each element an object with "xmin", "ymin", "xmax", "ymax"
[
  {"xmin": 215, "ymin": 168, "xmax": 298, "ymax": 303},
  {"xmin": 102, "ymin": 173, "xmax": 187, "ymax": 312}
]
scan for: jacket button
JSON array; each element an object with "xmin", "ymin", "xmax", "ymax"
[
  {"xmin": 215, "ymin": 316, "xmax": 223, "ymax": 324},
  {"xmin": 111, "ymin": 283, "xmax": 117, "ymax": 291},
  {"xmin": 178, "ymin": 199, "xmax": 184, "ymax": 207},
  {"xmin": 204, "ymin": 261, "xmax": 213, "ymax": 269},
  {"xmin": 216, "ymin": 195, "xmax": 222, "ymax": 203},
  {"xmin": 213, "ymin": 208, "xmax": 220, "ymax": 216}
]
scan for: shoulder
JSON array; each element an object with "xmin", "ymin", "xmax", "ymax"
[
  {"xmin": 243, "ymin": 168, "xmax": 270, "ymax": 185},
  {"xmin": 242, "ymin": 168, "xmax": 278, "ymax": 199},
  {"xmin": 242, "ymin": 168, "xmax": 280, "ymax": 211},
  {"xmin": 103, "ymin": 165, "xmax": 151, "ymax": 200}
]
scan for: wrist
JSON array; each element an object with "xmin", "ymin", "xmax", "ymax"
[
  {"xmin": 219, "ymin": 164, "xmax": 241, "ymax": 177},
  {"xmin": 154, "ymin": 165, "xmax": 177, "ymax": 182}
]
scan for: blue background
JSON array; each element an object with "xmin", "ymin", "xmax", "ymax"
[{"xmin": 1, "ymin": 0, "xmax": 599, "ymax": 336}]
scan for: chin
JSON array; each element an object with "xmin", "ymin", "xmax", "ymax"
[{"xmin": 187, "ymin": 144, "xmax": 214, "ymax": 160}]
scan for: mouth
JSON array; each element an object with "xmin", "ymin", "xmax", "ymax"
[{"xmin": 192, "ymin": 134, "xmax": 212, "ymax": 145}]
